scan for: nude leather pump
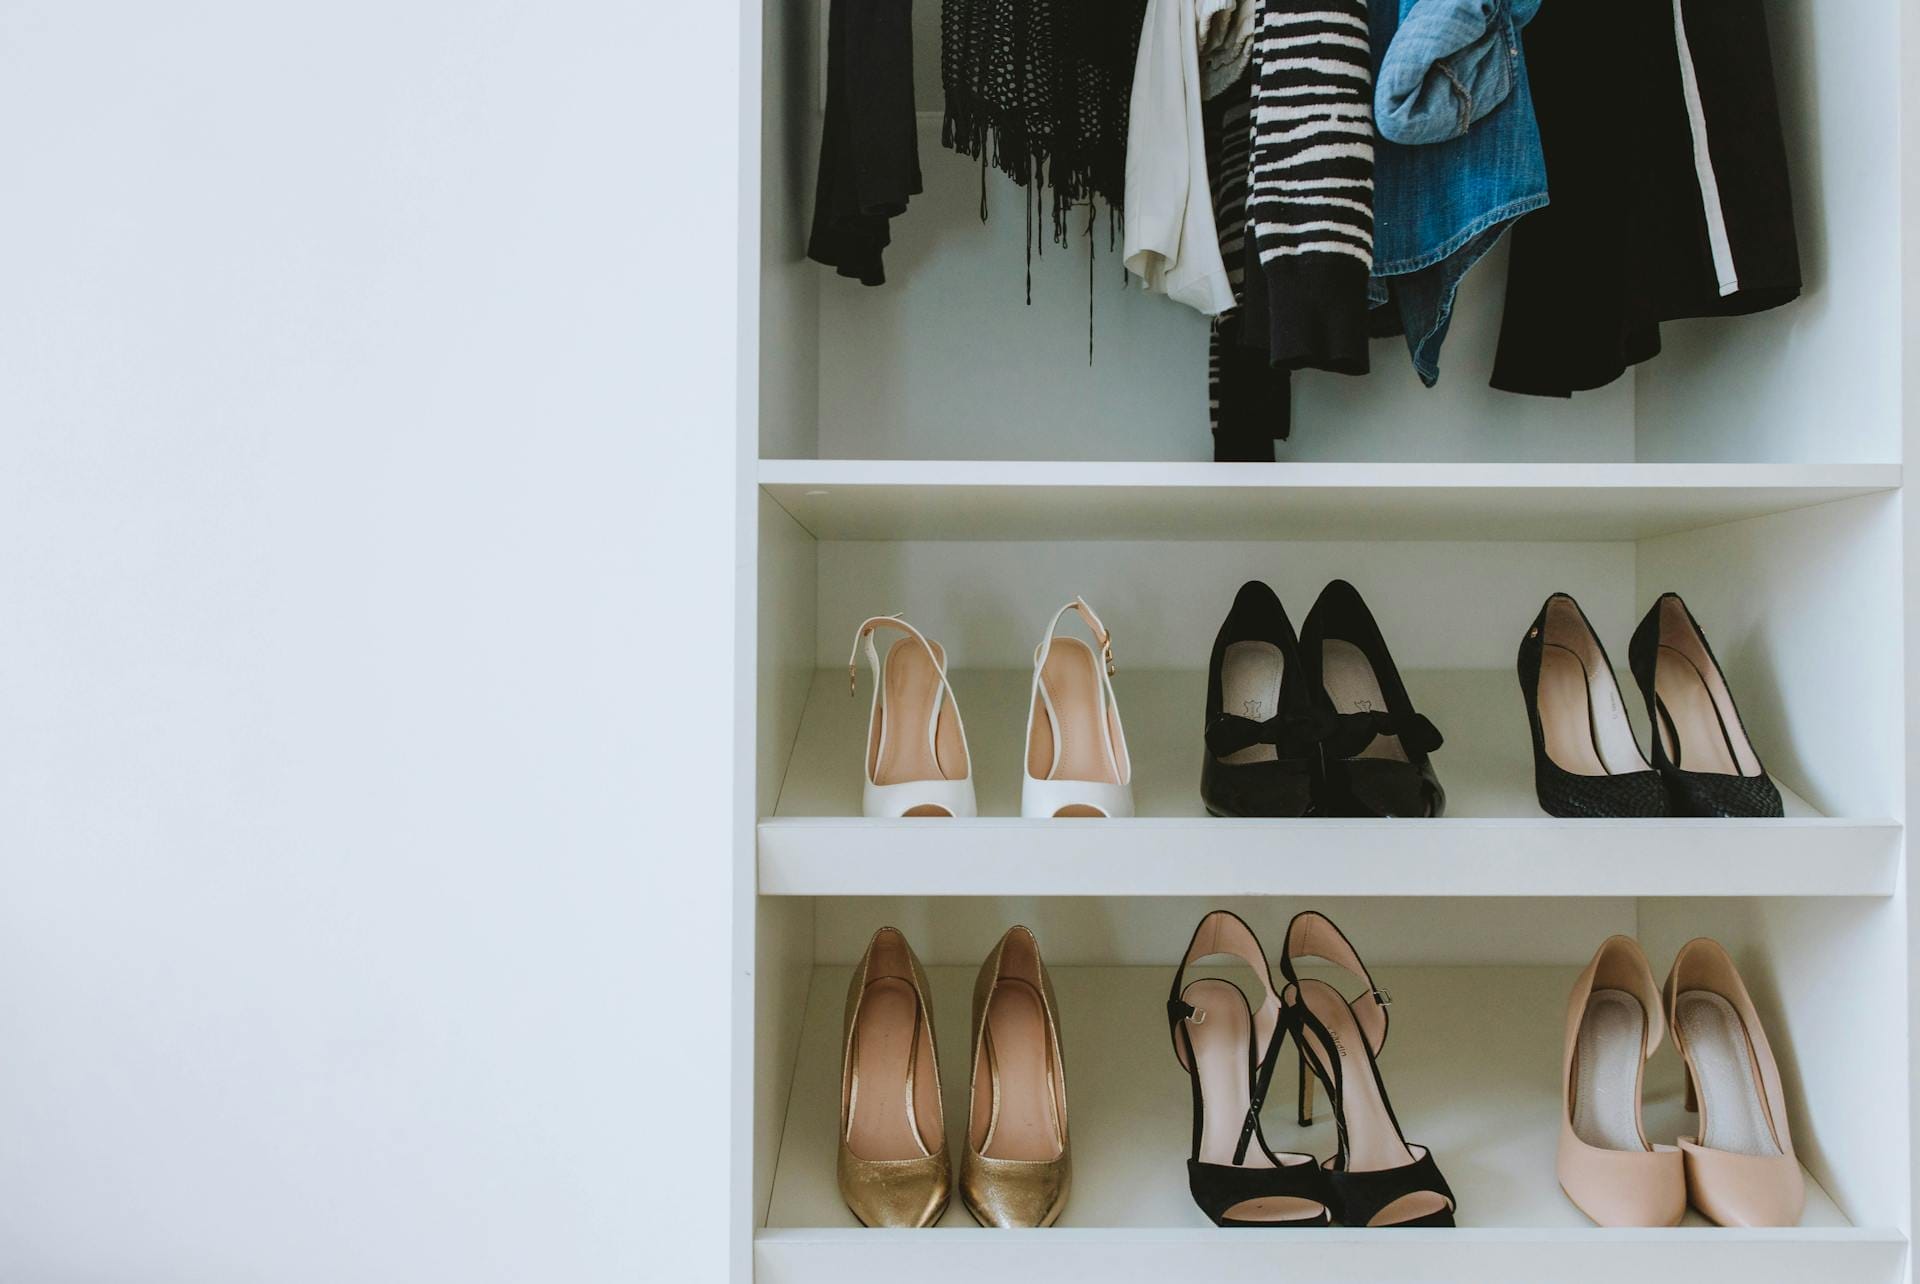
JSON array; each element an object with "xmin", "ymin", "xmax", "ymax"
[
  {"xmin": 960, "ymin": 926, "xmax": 1072, "ymax": 1227},
  {"xmin": 849, "ymin": 616, "xmax": 977, "ymax": 818},
  {"xmin": 838, "ymin": 927, "xmax": 951, "ymax": 1227},
  {"xmin": 1558, "ymin": 936, "xmax": 1686, "ymax": 1227},
  {"xmin": 1021, "ymin": 598, "xmax": 1133, "ymax": 818},
  {"xmin": 1666, "ymin": 938, "xmax": 1805, "ymax": 1227}
]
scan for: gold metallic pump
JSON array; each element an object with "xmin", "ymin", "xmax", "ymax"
[
  {"xmin": 838, "ymin": 927, "xmax": 952, "ymax": 1227},
  {"xmin": 960, "ymin": 925, "xmax": 1071, "ymax": 1227}
]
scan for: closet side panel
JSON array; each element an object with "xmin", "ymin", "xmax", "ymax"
[
  {"xmin": 1633, "ymin": 0, "xmax": 1902, "ymax": 463},
  {"xmin": 759, "ymin": 0, "xmax": 822, "ymax": 458}
]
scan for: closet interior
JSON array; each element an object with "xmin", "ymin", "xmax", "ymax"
[{"xmin": 738, "ymin": 0, "xmax": 1913, "ymax": 1279}]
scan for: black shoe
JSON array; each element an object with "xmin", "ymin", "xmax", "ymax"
[
  {"xmin": 1300, "ymin": 580, "xmax": 1445, "ymax": 817},
  {"xmin": 1279, "ymin": 911, "xmax": 1456, "ymax": 1228},
  {"xmin": 1166, "ymin": 911, "xmax": 1332, "ymax": 1228},
  {"xmin": 1628, "ymin": 594, "xmax": 1783, "ymax": 817},
  {"xmin": 1201, "ymin": 581, "xmax": 1331, "ymax": 817},
  {"xmin": 1517, "ymin": 594, "xmax": 1669, "ymax": 818}
]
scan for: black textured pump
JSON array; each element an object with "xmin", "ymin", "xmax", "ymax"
[
  {"xmin": 1300, "ymin": 580, "xmax": 1445, "ymax": 817},
  {"xmin": 1201, "ymin": 581, "xmax": 1331, "ymax": 817},
  {"xmin": 1517, "ymin": 594, "xmax": 1668, "ymax": 818},
  {"xmin": 1166, "ymin": 911, "xmax": 1331, "ymax": 1228},
  {"xmin": 1279, "ymin": 911, "xmax": 1455, "ymax": 1228},
  {"xmin": 1628, "ymin": 594, "xmax": 1783, "ymax": 817}
]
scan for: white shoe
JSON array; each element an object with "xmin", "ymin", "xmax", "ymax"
[
  {"xmin": 1021, "ymin": 598, "xmax": 1134, "ymax": 818},
  {"xmin": 849, "ymin": 616, "xmax": 977, "ymax": 818}
]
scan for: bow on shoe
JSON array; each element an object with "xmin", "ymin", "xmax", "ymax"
[
  {"xmin": 1205, "ymin": 708, "xmax": 1342, "ymax": 759},
  {"xmin": 1326, "ymin": 709, "xmax": 1443, "ymax": 758}
]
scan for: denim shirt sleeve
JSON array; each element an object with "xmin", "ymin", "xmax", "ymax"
[{"xmin": 1376, "ymin": 0, "xmax": 1531, "ymax": 146}]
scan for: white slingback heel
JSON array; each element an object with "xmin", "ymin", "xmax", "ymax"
[
  {"xmin": 1021, "ymin": 598, "xmax": 1134, "ymax": 818},
  {"xmin": 850, "ymin": 616, "xmax": 977, "ymax": 819}
]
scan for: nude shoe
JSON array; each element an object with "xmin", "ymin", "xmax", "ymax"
[
  {"xmin": 960, "ymin": 926, "xmax": 1071, "ymax": 1227},
  {"xmin": 838, "ymin": 927, "xmax": 951, "ymax": 1227},
  {"xmin": 1557, "ymin": 936, "xmax": 1686, "ymax": 1226},
  {"xmin": 1666, "ymin": 938, "xmax": 1805, "ymax": 1227}
]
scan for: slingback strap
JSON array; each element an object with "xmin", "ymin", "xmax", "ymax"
[
  {"xmin": 1166, "ymin": 910, "xmax": 1287, "ymax": 1166},
  {"xmin": 1187, "ymin": 1156, "xmax": 1332, "ymax": 1228},
  {"xmin": 1278, "ymin": 911, "xmax": 1390, "ymax": 1058},
  {"xmin": 1033, "ymin": 596, "xmax": 1115, "ymax": 677},
  {"xmin": 1323, "ymin": 1146, "xmax": 1455, "ymax": 1228},
  {"xmin": 849, "ymin": 614, "xmax": 952, "ymax": 698}
]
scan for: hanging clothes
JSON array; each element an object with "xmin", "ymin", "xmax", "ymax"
[
  {"xmin": 807, "ymin": 0, "xmax": 922, "ymax": 286},
  {"xmin": 1492, "ymin": 0, "xmax": 1800, "ymax": 397},
  {"xmin": 1124, "ymin": 0, "xmax": 1241, "ymax": 315},
  {"xmin": 1241, "ymin": 0, "xmax": 1376, "ymax": 375},
  {"xmin": 1367, "ymin": 0, "xmax": 1547, "ymax": 387},
  {"xmin": 940, "ymin": 0, "xmax": 1147, "ymax": 248},
  {"xmin": 1204, "ymin": 68, "xmax": 1292, "ymax": 460}
]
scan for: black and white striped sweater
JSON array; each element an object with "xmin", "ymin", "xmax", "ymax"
[{"xmin": 1245, "ymin": 0, "xmax": 1374, "ymax": 373}]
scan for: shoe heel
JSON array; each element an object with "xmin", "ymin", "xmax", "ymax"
[{"xmin": 1296, "ymin": 1042, "xmax": 1315, "ymax": 1126}]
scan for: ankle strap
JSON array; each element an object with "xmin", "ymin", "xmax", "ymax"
[
  {"xmin": 1279, "ymin": 911, "xmax": 1390, "ymax": 1057},
  {"xmin": 1033, "ymin": 597, "xmax": 1116, "ymax": 676},
  {"xmin": 849, "ymin": 615, "xmax": 950, "ymax": 698},
  {"xmin": 1166, "ymin": 910, "xmax": 1282, "ymax": 1064}
]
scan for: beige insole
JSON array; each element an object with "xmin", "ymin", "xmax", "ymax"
[
  {"xmin": 1220, "ymin": 641, "xmax": 1283, "ymax": 766},
  {"xmin": 1572, "ymin": 989, "xmax": 1646, "ymax": 1152},
  {"xmin": 847, "ymin": 978, "xmax": 931, "ymax": 1161},
  {"xmin": 1676, "ymin": 991, "xmax": 1781, "ymax": 1157},
  {"xmin": 871, "ymin": 638, "xmax": 966, "ymax": 817},
  {"xmin": 1181, "ymin": 978, "xmax": 1321, "ymax": 1224},
  {"xmin": 1028, "ymin": 638, "xmax": 1121, "ymax": 813},
  {"xmin": 1321, "ymin": 639, "xmax": 1405, "ymax": 763},
  {"xmin": 1294, "ymin": 978, "xmax": 1449, "ymax": 1225},
  {"xmin": 1538, "ymin": 642, "xmax": 1651, "ymax": 777},
  {"xmin": 1654, "ymin": 645, "xmax": 1754, "ymax": 776},
  {"xmin": 976, "ymin": 979, "xmax": 1062, "ymax": 1162}
]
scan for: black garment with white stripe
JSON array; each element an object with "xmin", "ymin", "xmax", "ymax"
[
  {"xmin": 1204, "ymin": 70, "xmax": 1291, "ymax": 461},
  {"xmin": 1244, "ymin": 0, "xmax": 1374, "ymax": 375}
]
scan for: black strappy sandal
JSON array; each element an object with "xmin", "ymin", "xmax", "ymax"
[
  {"xmin": 1279, "ymin": 911, "xmax": 1457, "ymax": 1228},
  {"xmin": 1166, "ymin": 911, "xmax": 1332, "ymax": 1228}
]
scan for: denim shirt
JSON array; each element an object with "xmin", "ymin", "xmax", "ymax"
[{"xmin": 1368, "ymin": 0, "xmax": 1547, "ymax": 386}]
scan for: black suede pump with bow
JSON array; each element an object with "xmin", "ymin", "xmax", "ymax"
[
  {"xmin": 1300, "ymin": 580, "xmax": 1445, "ymax": 818},
  {"xmin": 1201, "ymin": 581, "xmax": 1333, "ymax": 818}
]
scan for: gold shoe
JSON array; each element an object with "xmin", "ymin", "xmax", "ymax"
[
  {"xmin": 960, "ymin": 925, "xmax": 1071, "ymax": 1227},
  {"xmin": 838, "ymin": 927, "xmax": 951, "ymax": 1227}
]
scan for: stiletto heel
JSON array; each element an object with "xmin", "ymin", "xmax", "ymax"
[
  {"xmin": 1517, "ymin": 594, "xmax": 1668, "ymax": 817},
  {"xmin": 1556, "ymin": 936, "xmax": 1685, "ymax": 1227},
  {"xmin": 1021, "ymin": 598, "xmax": 1134, "ymax": 818},
  {"xmin": 838, "ymin": 927, "xmax": 952, "ymax": 1227},
  {"xmin": 1296, "ymin": 1044, "xmax": 1315, "ymax": 1127},
  {"xmin": 1166, "ymin": 911, "xmax": 1332, "ymax": 1228},
  {"xmin": 849, "ymin": 616, "xmax": 977, "ymax": 818},
  {"xmin": 1628, "ymin": 593, "xmax": 1784, "ymax": 817},
  {"xmin": 1278, "ymin": 911, "xmax": 1456, "ymax": 1228},
  {"xmin": 1665, "ymin": 938, "xmax": 1805, "ymax": 1227}
]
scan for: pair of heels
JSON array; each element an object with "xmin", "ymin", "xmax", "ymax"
[
  {"xmin": 1519, "ymin": 592, "xmax": 1783, "ymax": 817},
  {"xmin": 838, "ymin": 926, "xmax": 1071, "ymax": 1228},
  {"xmin": 850, "ymin": 598, "xmax": 1133, "ymax": 818},
  {"xmin": 1561, "ymin": 936, "xmax": 1804, "ymax": 1227},
  {"xmin": 1167, "ymin": 910, "xmax": 1455, "ymax": 1228},
  {"xmin": 1204, "ymin": 580, "xmax": 1445, "ymax": 818}
]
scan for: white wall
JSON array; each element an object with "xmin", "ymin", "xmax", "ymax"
[{"xmin": 0, "ymin": 5, "xmax": 738, "ymax": 1282}]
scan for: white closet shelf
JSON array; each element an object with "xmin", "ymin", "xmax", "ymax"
[
  {"xmin": 763, "ymin": 668, "xmax": 1897, "ymax": 898},
  {"xmin": 758, "ymin": 965, "xmax": 1894, "ymax": 1284},
  {"xmin": 759, "ymin": 460, "xmax": 1900, "ymax": 542}
]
